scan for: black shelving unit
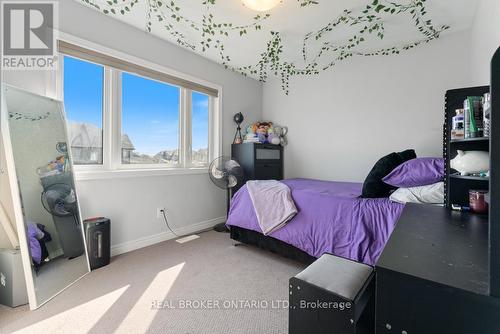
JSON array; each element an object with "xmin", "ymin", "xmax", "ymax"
[
  {"xmin": 490, "ymin": 47, "xmax": 500, "ymax": 297},
  {"xmin": 450, "ymin": 137, "xmax": 490, "ymax": 143},
  {"xmin": 450, "ymin": 173, "xmax": 489, "ymax": 181},
  {"xmin": 444, "ymin": 86, "xmax": 490, "ymax": 208}
]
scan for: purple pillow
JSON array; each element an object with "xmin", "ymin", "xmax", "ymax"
[{"xmin": 383, "ymin": 157, "xmax": 444, "ymax": 188}]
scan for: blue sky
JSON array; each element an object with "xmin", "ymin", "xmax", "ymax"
[
  {"xmin": 192, "ymin": 91, "xmax": 209, "ymax": 151},
  {"xmin": 63, "ymin": 56, "xmax": 103, "ymax": 128},
  {"xmin": 64, "ymin": 56, "xmax": 209, "ymax": 155}
]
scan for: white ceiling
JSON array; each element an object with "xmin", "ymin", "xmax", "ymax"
[{"xmin": 75, "ymin": 0, "xmax": 480, "ymax": 78}]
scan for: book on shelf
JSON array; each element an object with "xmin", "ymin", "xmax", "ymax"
[{"xmin": 243, "ymin": 138, "xmax": 260, "ymax": 143}]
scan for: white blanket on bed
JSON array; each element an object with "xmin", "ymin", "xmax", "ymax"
[{"xmin": 246, "ymin": 180, "xmax": 298, "ymax": 235}]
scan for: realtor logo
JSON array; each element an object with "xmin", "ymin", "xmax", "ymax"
[{"xmin": 1, "ymin": 1, "xmax": 58, "ymax": 70}]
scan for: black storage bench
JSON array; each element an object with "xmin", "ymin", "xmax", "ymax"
[{"xmin": 289, "ymin": 254, "xmax": 375, "ymax": 334}]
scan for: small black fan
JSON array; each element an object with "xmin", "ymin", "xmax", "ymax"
[
  {"xmin": 41, "ymin": 183, "xmax": 78, "ymax": 217},
  {"xmin": 209, "ymin": 156, "xmax": 244, "ymax": 232}
]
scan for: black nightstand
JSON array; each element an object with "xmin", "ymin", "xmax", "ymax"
[{"xmin": 231, "ymin": 143, "xmax": 284, "ymax": 194}]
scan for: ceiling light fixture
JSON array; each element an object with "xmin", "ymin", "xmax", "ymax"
[{"xmin": 242, "ymin": 0, "xmax": 281, "ymax": 12}]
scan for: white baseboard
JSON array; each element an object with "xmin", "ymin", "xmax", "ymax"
[{"xmin": 110, "ymin": 216, "xmax": 226, "ymax": 257}]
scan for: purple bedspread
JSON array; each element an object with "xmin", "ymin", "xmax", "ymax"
[{"xmin": 226, "ymin": 178, "xmax": 405, "ymax": 265}]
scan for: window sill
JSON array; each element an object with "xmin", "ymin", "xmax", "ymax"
[{"xmin": 74, "ymin": 167, "xmax": 208, "ymax": 181}]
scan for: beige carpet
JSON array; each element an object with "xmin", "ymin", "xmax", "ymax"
[{"xmin": 0, "ymin": 231, "xmax": 306, "ymax": 334}]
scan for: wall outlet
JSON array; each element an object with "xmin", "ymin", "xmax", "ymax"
[{"xmin": 156, "ymin": 208, "xmax": 165, "ymax": 219}]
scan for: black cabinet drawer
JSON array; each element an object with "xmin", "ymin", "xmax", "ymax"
[
  {"xmin": 255, "ymin": 163, "xmax": 283, "ymax": 180},
  {"xmin": 255, "ymin": 146, "xmax": 281, "ymax": 162}
]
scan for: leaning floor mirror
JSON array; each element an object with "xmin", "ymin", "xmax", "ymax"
[{"xmin": 1, "ymin": 85, "xmax": 90, "ymax": 309}]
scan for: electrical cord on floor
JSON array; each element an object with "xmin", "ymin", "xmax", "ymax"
[
  {"xmin": 161, "ymin": 209, "xmax": 180, "ymax": 237},
  {"xmin": 160, "ymin": 209, "xmax": 219, "ymax": 239}
]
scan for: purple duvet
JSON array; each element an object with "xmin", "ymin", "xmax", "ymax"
[{"xmin": 226, "ymin": 178, "xmax": 405, "ymax": 265}]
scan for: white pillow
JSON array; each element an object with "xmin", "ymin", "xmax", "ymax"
[{"xmin": 389, "ymin": 182, "xmax": 444, "ymax": 204}]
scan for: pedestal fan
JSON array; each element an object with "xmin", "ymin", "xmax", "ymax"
[
  {"xmin": 209, "ymin": 156, "xmax": 244, "ymax": 232},
  {"xmin": 41, "ymin": 182, "xmax": 84, "ymax": 258}
]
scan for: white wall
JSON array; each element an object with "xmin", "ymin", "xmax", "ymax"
[
  {"xmin": 470, "ymin": 0, "xmax": 500, "ymax": 85},
  {"xmin": 1, "ymin": 0, "xmax": 263, "ymax": 253},
  {"xmin": 263, "ymin": 31, "xmax": 472, "ymax": 182}
]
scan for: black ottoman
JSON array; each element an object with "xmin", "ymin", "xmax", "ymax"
[{"xmin": 289, "ymin": 253, "xmax": 375, "ymax": 334}]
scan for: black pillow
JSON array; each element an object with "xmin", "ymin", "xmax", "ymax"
[{"xmin": 361, "ymin": 149, "xmax": 417, "ymax": 198}]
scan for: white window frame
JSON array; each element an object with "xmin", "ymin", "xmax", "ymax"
[
  {"xmin": 116, "ymin": 70, "xmax": 183, "ymax": 171},
  {"xmin": 54, "ymin": 33, "xmax": 222, "ymax": 180},
  {"xmin": 57, "ymin": 54, "xmax": 110, "ymax": 172},
  {"xmin": 187, "ymin": 89, "xmax": 215, "ymax": 168}
]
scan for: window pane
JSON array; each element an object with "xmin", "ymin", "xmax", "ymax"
[
  {"xmin": 191, "ymin": 92, "xmax": 209, "ymax": 166},
  {"xmin": 64, "ymin": 56, "xmax": 104, "ymax": 165},
  {"xmin": 122, "ymin": 72, "xmax": 180, "ymax": 165}
]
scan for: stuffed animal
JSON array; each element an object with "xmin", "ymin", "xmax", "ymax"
[
  {"xmin": 243, "ymin": 124, "xmax": 256, "ymax": 141},
  {"xmin": 250, "ymin": 122, "xmax": 274, "ymax": 143},
  {"xmin": 257, "ymin": 133, "xmax": 267, "ymax": 143},
  {"xmin": 246, "ymin": 124, "xmax": 254, "ymax": 135},
  {"xmin": 273, "ymin": 125, "xmax": 288, "ymax": 146},
  {"xmin": 256, "ymin": 122, "xmax": 273, "ymax": 134},
  {"xmin": 268, "ymin": 133, "xmax": 281, "ymax": 145},
  {"xmin": 244, "ymin": 122, "xmax": 287, "ymax": 144}
]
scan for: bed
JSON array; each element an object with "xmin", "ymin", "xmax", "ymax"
[{"xmin": 226, "ymin": 178, "xmax": 405, "ymax": 265}]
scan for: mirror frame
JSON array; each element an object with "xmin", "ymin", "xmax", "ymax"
[{"xmin": 1, "ymin": 84, "xmax": 91, "ymax": 310}]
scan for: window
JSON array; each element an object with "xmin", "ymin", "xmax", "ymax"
[
  {"xmin": 59, "ymin": 41, "xmax": 219, "ymax": 174},
  {"xmin": 121, "ymin": 72, "xmax": 180, "ymax": 165},
  {"xmin": 63, "ymin": 56, "xmax": 104, "ymax": 165},
  {"xmin": 191, "ymin": 91, "xmax": 209, "ymax": 167}
]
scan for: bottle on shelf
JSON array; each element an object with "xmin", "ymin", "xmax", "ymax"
[
  {"xmin": 464, "ymin": 96, "xmax": 484, "ymax": 138},
  {"xmin": 483, "ymin": 92, "xmax": 491, "ymax": 138},
  {"xmin": 451, "ymin": 109, "xmax": 465, "ymax": 140}
]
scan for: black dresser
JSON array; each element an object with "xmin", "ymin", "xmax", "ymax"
[{"xmin": 231, "ymin": 143, "xmax": 284, "ymax": 193}]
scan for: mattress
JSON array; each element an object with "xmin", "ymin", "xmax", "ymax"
[{"xmin": 226, "ymin": 178, "xmax": 405, "ymax": 265}]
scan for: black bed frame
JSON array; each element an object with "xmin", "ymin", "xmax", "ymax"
[{"xmin": 230, "ymin": 226, "xmax": 316, "ymax": 264}]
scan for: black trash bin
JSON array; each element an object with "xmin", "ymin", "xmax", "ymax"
[{"xmin": 84, "ymin": 217, "xmax": 111, "ymax": 270}]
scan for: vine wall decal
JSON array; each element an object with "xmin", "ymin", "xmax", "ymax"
[{"xmin": 80, "ymin": 0, "xmax": 449, "ymax": 94}]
